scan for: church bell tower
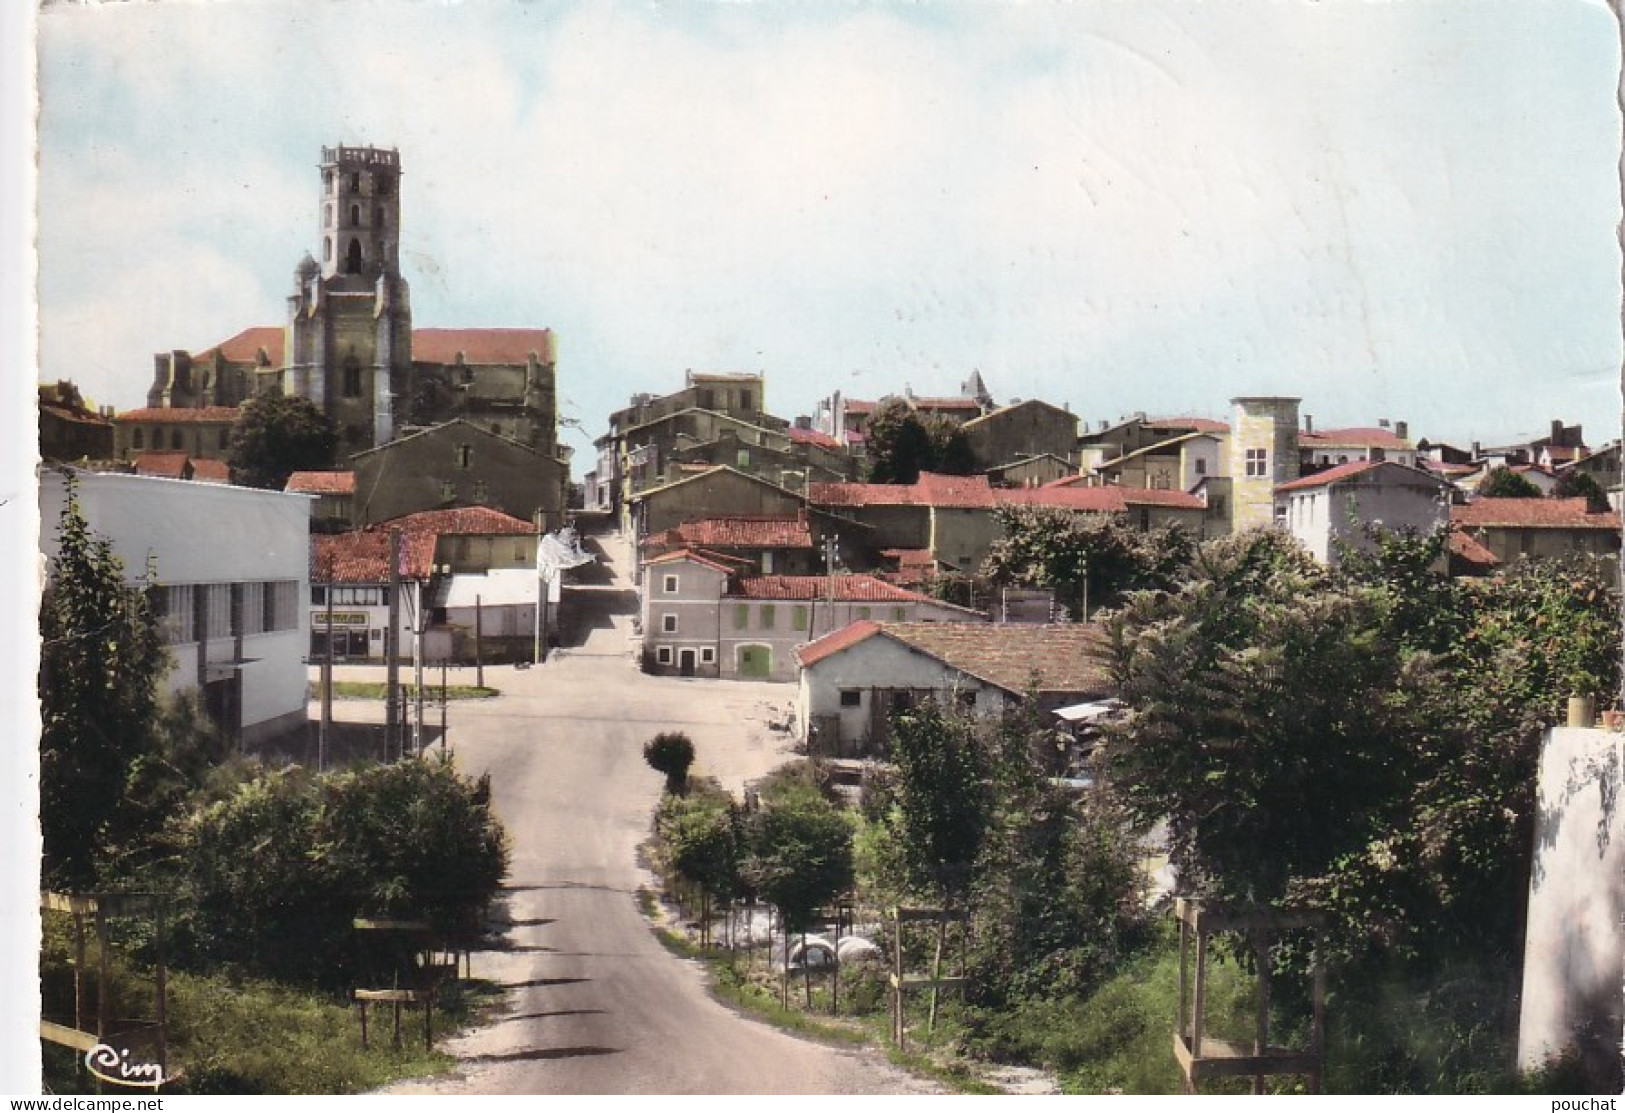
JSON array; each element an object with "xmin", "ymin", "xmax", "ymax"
[{"xmin": 286, "ymin": 144, "xmax": 412, "ymax": 454}]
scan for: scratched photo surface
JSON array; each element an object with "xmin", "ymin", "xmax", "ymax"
[{"xmin": 13, "ymin": 0, "xmax": 1624, "ymax": 1097}]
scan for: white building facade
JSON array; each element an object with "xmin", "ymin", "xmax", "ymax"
[{"xmin": 40, "ymin": 468, "xmax": 312, "ymax": 747}]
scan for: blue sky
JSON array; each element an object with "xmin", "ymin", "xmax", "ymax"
[{"xmin": 32, "ymin": 0, "xmax": 1625, "ymax": 461}]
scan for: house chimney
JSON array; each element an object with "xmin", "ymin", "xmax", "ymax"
[
  {"xmin": 1472, "ymin": 440, "xmax": 1482, "ymax": 458},
  {"xmin": 1304, "ymin": 414, "xmax": 1313, "ymax": 434},
  {"xmin": 1552, "ymin": 419, "xmax": 1564, "ymax": 444},
  {"xmin": 1378, "ymin": 418, "xmax": 1391, "ymax": 429},
  {"xmin": 1395, "ymin": 420, "xmax": 1408, "ymax": 441}
]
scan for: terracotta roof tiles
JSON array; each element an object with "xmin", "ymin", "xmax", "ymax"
[
  {"xmin": 131, "ymin": 452, "xmax": 191, "ymax": 479},
  {"xmin": 730, "ymin": 574, "xmax": 934, "ymax": 602},
  {"xmin": 115, "ymin": 406, "xmax": 241, "ymax": 423},
  {"xmin": 798, "ymin": 621, "xmax": 1111, "ymax": 697},
  {"xmin": 1452, "ymin": 497, "xmax": 1621, "ymax": 530},
  {"xmin": 382, "ymin": 506, "xmax": 536, "ymax": 536},
  {"xmin": 285, "ymin": 470, "xmax": 356, "ymax": 495},
  {"xmin": 411, "ymin": 328, "xmax": 556, "ymax": 365},
  {"xmin": 198, "ymin": 326, "xmax": 285, "ymax": 366},
  {"xmin": 312, "ymin": 529, "xmax": 439, "ymax": 583}
]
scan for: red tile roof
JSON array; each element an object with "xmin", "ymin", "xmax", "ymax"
[
  {"xmin": 998, "ymin": 486, "xmax": 1128, "ymax": 512},
  {"xmin": 1452, "ymin": 497, "xmax": 1621, "ymax": 530},
  {"xmin": 796, "ymin": 619, "xmax": 885, "ymax": 667},
  {"xmin": 997, "ymin": 485, "xmax": 1207, "ymax": 512},
  {"xmin": 643, "ymin": 548, "xmax": 744, "ymax": 575},
  {"xmin": 115, "ymin": 406, "xmax": 241, "ymax": 423},
  {"xmin": 198, "ymin": 325, "xmax": 285, "ymax": 366},
  {"xmin": 286, "ymin": 470, "xmax": 356, "ymax": 495},
  {"xmin": 911, "ymin": 397, "xmax": 984, "ymax": 412},
  {"xmin": 312, "ymin": 529, "xmax": 439, "ymax": 583},
  {"xmin": 1275, "ymin": 460, "xmax": 1384, "ymax": 493},
  {"xmin": 132, "ymin": 452, "xmax": 191, "ymax": 478},
  {"xmin": 1449, "ymin": 528, "xmax": 1501, "ymax": 568},
  {"xmin": 798, "ymin": 621, "xmax": 1110, "ymax": 696},
  {"xmin": 843, "ymin": 400, "xmax": 878, "ymax": 415},
  {"xmin": 650, "ymin": 516, "xmax": 814, "ymax": 550},
  {"xmin": 411, "ymin": 328, "xmax": 555, "ymax": 365},
  {"xmin": 730, "ymin": 574, "xmax": 934, "ymax": 602},
  {"xmin": 1300, "ymin": 427, "xmax": 1412, "ymax": 449},
  {"xmin": 809, "ymin": 472, "xmax": 997, "ymax": 509},
  {"xmin": 383, "ymin": 506, "xmax": 536, "ymax": 536},
  {"xmin": 190, "ymin": 458, "xmax": 231, "ymax": 483},
  {"xmin": 787, "ymin": 426, "xmax": 843, "ymax": 450}
]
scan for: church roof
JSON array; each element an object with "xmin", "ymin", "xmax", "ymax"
[
  {"xmin": 412, "ymin": 328, "xmax": 555, "ymax": 365},
  {"xmin": 197, "ymin": 326, "xmax": 284, "ymax": 366},
  {"xmin": 115, "ymin": 406, "xmax": 241, "ymax": 423}
]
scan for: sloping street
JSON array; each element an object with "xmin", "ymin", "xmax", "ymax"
[{"xmin": 376, "ymin": 530, "xmax": 940, "ymax": 1095}]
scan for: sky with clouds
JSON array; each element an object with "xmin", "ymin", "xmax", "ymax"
[{"xmin": 33, "ymin": 0, "xmax": 1625, "ymax": 461}]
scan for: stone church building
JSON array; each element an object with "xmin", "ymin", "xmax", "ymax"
[{"xmin": 114, "ymin": 144, "xmax": 567, "ymax": 529}]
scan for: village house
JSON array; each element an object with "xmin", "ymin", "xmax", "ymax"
[
  {"xmin": 1297, "ymin": 419, "xmax": 1418, "ymax": 470},
  {"xmin": 626, "ymin": 466, "xmax": 808, "ymax": 556},
  {"xmin": 1076, "ymin": 414, "xmax": 1230, "ymax": 474},
  {"xmin": 39, "ymin": 382, "xmax": 115, "ymax": 463},
  {"xmin": 639, "ymin": 550, "xmax": 982, "ymax": 682},
  {"xmin": 40, "ymin": 467, "xmax": 312, "ymax": 747},
  {"xmin": 1081, "ymin": 430, "xmax": 1224, "ymax": 492},
  {"xmin": 1450, "ymin": 497, "xmax": 1622, "ymax": 564},
  {"xmin": 794, "ymin": 621, "xmax": 1111, "ymax": 757},
  {"xmin": 594, "ymin": 371, "xmax": 769, "ymax": 518},
  {"xmin": 639, "ymin": 515, "xmax": 819, "ymax": 576},
  {"xmin": 312, "ymin": 506, "xmax": 541, "ymax": 664},
  {"xmin": 348, "ymin": 417, "xmax": 567, "ymax": 531},
  {"xmin": 286, "ymin": 470, "xmax": 357, "ymax": 530},
  {"xmin": 957, "ymin": 398, "xmax": 1079, "ymax": 475},
  {"xmin": 1274, "ymin": 460, "xmax": 1452, "ymax": 565}
]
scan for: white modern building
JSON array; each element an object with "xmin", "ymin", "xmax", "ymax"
[{"xmin": 39, "ymin": 467, "xmax": 313, "ymax": 747}]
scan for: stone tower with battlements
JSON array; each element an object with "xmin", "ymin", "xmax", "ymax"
[{"xmin": 280, "ymin": 144, "xmax": 413, "ymax": 455}]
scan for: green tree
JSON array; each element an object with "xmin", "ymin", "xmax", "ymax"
[
  {"xmin": 39, "ymin": 480, "xmax": 170, "ymax": 887},
  {"xmin": 227, "ymin": 392, "xmax": 339, "ymax": 489},
  {"xmin": 654, "ymin": 790, "xmax": 743, "ymax": 946},
  {"xmin": 1099, "ymin": 530, "xmax": 1429, "ymax": 907},
  {"xmin": 1477, "ymin": 465, "xmax": 1541, "ymax": 499},
  {"xmin": 1551, "ymin": 469, "xmax": 1612, "ymax": 513},
  {"xmin": 644, "ymin": 731, "xmax": 697, "ymax": 795},
  {"xmin": 928, "ymin": 418, "xmax": 978, "ymax": 476},
  {"xmin": 174, "ymin": 755, "xmax": 508, "ymax": 984},
  {"xmin": 865, "ymin": 398, "xmax": 937, "ymax": 484},
  {"xmin": 883, "ymin": 699, "xmax": 991, "ymax": 904},
  {"xmin": 982, "ymin": 505, "xmax": 1194, "ymax": 619}
]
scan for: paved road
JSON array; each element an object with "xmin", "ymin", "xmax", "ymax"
[{"xmin": 379, "ymin": 532, "xmax": 941, "ymax": 1095}]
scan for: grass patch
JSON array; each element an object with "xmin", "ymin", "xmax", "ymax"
[
  {"xmin": 312, "ymin": 681, "xmax": 499, "ymax": 701},
  {"xmin": 40, "ymin": 916, "xmax": 500, "ymax": 1095},
  {"xmin": 43, "ymin": 968, "xmax": 500, "ymax": 1095}
]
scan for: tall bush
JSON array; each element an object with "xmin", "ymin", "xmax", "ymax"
[{"xmin": 172, "ymin": 755, "xmax": 508, "ymax": 984}]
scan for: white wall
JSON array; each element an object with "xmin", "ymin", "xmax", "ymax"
[
  {"xmin": 1518, "ymin": 726, "xmax": 1625, "ymax": 1071},
  {"xmin": 798, "ymin": 632, "xmax": 1005, "ymax": 748},
  {"xmin": 40, "ymin": 468, "xmax": 312, "ymax": 742}
]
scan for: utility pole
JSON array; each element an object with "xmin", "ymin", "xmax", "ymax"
[
  {"xmin": 321, "ymin": 551, "xmax": 334, "ymax": 772},
  {"xmin": 412, "ymin": 578, "xmax": 424, "ymax": 756},
  {"xmin": 475, "ymin": 593, "xmax": 484, "ymax": 689},
  {"xmin": 386, "ymin": 528, "xmax": 402, "ymax": 760}
]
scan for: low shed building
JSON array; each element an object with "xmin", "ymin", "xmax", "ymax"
[{"xmin": 795, "ymin": 621, "xmax": 1111, "ymax": 757}]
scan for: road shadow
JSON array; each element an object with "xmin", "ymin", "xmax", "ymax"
[
  {"xmin": 469, "ymin": 1046, "xmax": 622, "ymax": 1063},
  {"xmin": 497, "ymin": 1009, "xmax": 608, "ymax": 1024},
  {"xmin": 497, "ymin": 976, "xmax": 590, "ymax": 990}
]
